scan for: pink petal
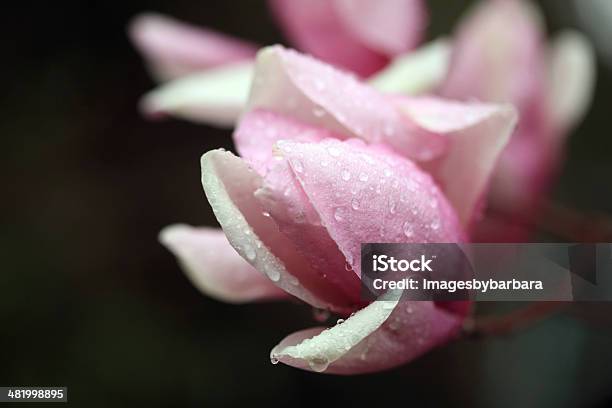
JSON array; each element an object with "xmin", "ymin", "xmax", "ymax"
[
  {"xmin": 129, "ymin": 12, "xmax": 257, "ymax": 81},
  {"xmin": 271, "ymin": 292, "xmax": 462, "ymax": 374},
  {"xmin": 267, "ymin": 138, "xmax": 465, "ymax": 277},
  {"xmin": 159, "ymin": 224, "xmax": 287, "ymax": 303},
  {"xmin": 248, "ymin": 46, "xmax": 447, "ymax": 161},
  {"xmin": 233, "ymin": 109, "xmax": 338, "ymax": 175},
  {"xmin": 440, "ymin": 0, "xmax": 545, "ymax": 110},
  {"xmin": 255, "ymin": 158, "xmax": 365, "ymax": 309},
  {"xmin": 140, "ymin": 61, "xmax": 253, "ymax": 127},
  {"xmin": 395, "ymin": 97, "xmax": 518, "ymax": 227},
  {"xmin": 333, "ymin": 0, "xmax": 427, "ymax": 56},
  {"xmin": 201, "ymin": 148, "xmax": 358, "ymax": 313},
  {"xmin": 267, "ymin": 0, "xmax": 388, "ymax": 77},
  {"xmin": 546, "ymin": 30, "xmax": 596, "ymax": 136}
]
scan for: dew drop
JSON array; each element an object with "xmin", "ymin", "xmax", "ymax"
[
  {"xmin": 358, "ymin": 172, "xmax": 369, "ymax": 182},
  {"xmin": 265, "ymin": 265, "xmax": 281, "ymax": 282},
  {"xmin": 243, "ymin": 244, "xmax": 256, "ymax": 261},
  {"xmin": 430, "ymin": 219, "xmax": 440, "ymax": 230},
  {"xmin": 402, "ymin": 221, "xmax": 414, "ymax": 238},
  {"xmin": 351, "ymin": 197, "xmax": 360, "ymax": 210},
  {"xmin": 291, "ymin": 158, "xmax": 304, "ymax": 173},
  {"xmin": 344, "ymin": 261, "xmax": 353, "ymax": 271},
  {"xmin": 308, "ymin": 357, "xmax": 330, "ymax": 373},
  {"xmin": 270, "ymin": 355, "xmax": 279, "ymax": 365},
  {"xmin": 288, "ymin": 275, "xmax": 300, "ymax": 286},
  {"xmin": 312, "ymin": 106, "xmax": 326, "ymax": 118},
  {"xmin": 262, "ymin": 211, "xmax": 271, "ymax": 218},
  {"xmin": 327, "ymin": 146, "xmax": 341, "ymax": 157},
  {"xmin": 341, "ymin": 170, "xmax": 351, "ymax": 181},
  {"xmin": 334, "ymin": 207, "xmax": 347, "ymax": 222},
  {"xmin": 336, "ymin": 318, "xmax": 345, "ymax": 324},
  {"xmin": 389, "ymin": 199, "xmax": 397, "ymax": 214}
]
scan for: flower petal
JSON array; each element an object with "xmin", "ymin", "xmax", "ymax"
[
  {"xmin": 271, "ymin": 291, "xmax": 462, "ymax": 374},
  {"xmin": 129, "ymin": 13, "xmax": 257, "ymax": 81},
  {"xmin": 368, "ymin": 39, "xmax": 451, "ymax": 95},
  {"xmin": 333, "ymin": 0, "xmax": 427, "ymax": 56},
  {"xmin": 233, "ymin": 109, "xmax": 337, "ymax": 175},
  {"xmin": 546, "ymin": 30, "xmax": 596, "ymax": 135},
  {"xmin": 140, "ymin": 61, "xmax": 253, "ymax": 127},
  {"xmin": 159, "ymin": 224, "xmax": 287, "ymax": 303},
  {"xmin": 248, "ymin": 46, "xmax": 447, "ymax": 161},
  {"xmin": 395, "ymin": 97, "xmax": 518, "ymax": 226},
  {"xmin": 440, "ymin": 0, "xmax": 545, "ymax": 108},
  {"xmin": 267, "ymin": 0, "xmax": 388, "ymax": 77},
  {"xmin": 201, "ymin": 149, "xmax": 358, "ymax": 313},
  {"xmin": 268, "ymin": 138, "xmax": 465, "ymax": 276}
]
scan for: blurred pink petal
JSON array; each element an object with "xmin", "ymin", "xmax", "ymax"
[
  {"xmin": 268, "ymin": 0, "xmax": 387, "ymax": 77},
  {"xmin": 139, "ymin": 61, "xmax": 253, "ymax": 127},
  {"xmin": 201, "ymin": 148, "xmax": 357, "ymax": 313},
  {"xmin": 546, "ymin": 30, "xmax": 596, "ymax": 136},
  {"xmin": 395, "ymin": 97, "xmax": 518, "ymax": 227},
  {"xmin": 271, "ymin": 293, "xmax": 462, "ymax": 374},
  {"xmin": 129, "ymin": 12, "xmax": 257, "ymax": 81},
  {"xmin": 440, "ymin": 0, "xmax": 545, "ymax": 109},
  {"xmin": 159, "ymin": 225, "xmax": 287, "ymax": 303},
  {"xmin": 248, "ymin": 45, "xmax": 447, "ymax": 161},
  {"xmin": 333, "ymin": 0, "xmax": 426, "ymax": 56}
]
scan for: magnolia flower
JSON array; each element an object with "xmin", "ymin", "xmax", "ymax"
[
  {"xmin": 128, "ymin": 0, "xmax": 435, "ymax": 127},
  {"xmin": 160, "ymin": 45, "xmax": 517, "ymax": 374},
  {"xmin": 439, "ymin": 0, "xmax": 596, "ymax": 240}
]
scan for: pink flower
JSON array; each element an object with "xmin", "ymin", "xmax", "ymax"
[
  {"xmin": 160, "ymin": 46, "xmax": 517, "ymax": 374},
  {"xmin": 439, "ymin": 0, "xmax": 596, "ymax": 240},
  {"xmin": 128, "ymin": 0, "xmax": 428, "ymax": 127}
]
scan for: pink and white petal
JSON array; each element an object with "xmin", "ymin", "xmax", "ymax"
[
  {"xmin": 140, "ymin": 61, "xmax": 253, "ymax": 127},
  {"xmin": 233, "ymin": 110, "xmax": 338, "ymax": 175},
  {"xmin": 333, "ymin": 0, "xmax": 427, "ymax": 56},
  {"xmin": 267, "ymin": 0, "xmax": 387, "ymax": 77},
  {"xmin": 271, "ymin": 292, "xmax": 462, "ymax": 374},
  {"xmin": 368, "ymin": 39, "xmax": 451, "ymax": 95},
  {"xmin": 440, "ymin": 0, "xmax": 545, "ymax": 108},
  {"xmin": 395, "ymin": 97, "xmax": 518, "ymax": 227},
  {"xmin": 270, "ymin": 139, "xmax": 465, "ymax": 276},
  {"xmin": 255, "ymin": 159, "xmax": 364, "ymax": 308},
  {"xmin": 248, "ymin": 46, "xmax": 447, "ymax": 161},
  {"xmin": 159, "ymin": 224, "xmax": 287, "ymax": 303},
  {"xmin": 129, "ymin": 13, "xmax": 257, "ymax": 81},
  {"xmin": 201, "ymin": 149, "xmax": 357, "ymax": 313},
  {"xmin": 546, "ymin": 30, "xmax": 596, "ymax": 135}
]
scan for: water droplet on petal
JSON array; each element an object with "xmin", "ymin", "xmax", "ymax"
[
  {"xmin": 262, "ymin": 211, "xmax": 271, "ymax": 218},
  {"xmin": 336, "ymin": 318, "xmax": 345, "ymax": 324},
  {"xmin": 313, "ymin": 106, "xmax": 326, "ymax": 118},
  {"xmin": 288, "ymin": 275, "xmax": 300, "ymax": 286},
  {"xmin": 270, "ymin": 355, "xmax": 279, "ymax": 365},
  {"xmin": 265, "ymin": 265, "xmax": 281, "ymax": 282},
  {"xmin": 327, "ymin": 146, "xmax": 341, "ymax": 157},
  {"xmin": 308, "ymin": 357, "xmax": 329, "ymax": 373},
  {"xmin": 389, "ymin": 199, "xmax": 396, "ymax": 214},
  {"xmin": 402, "ymin": 221, "xmax": 414, "ymax": 238},
  {"xmin": 291, "ymin": 158, "xmax": 304, "ymax": 173},
  {"xmin": 334, "ymin": 207, "xmax": 347, "ymax": 222},
  {"xmin": 358, "ymin": 172, "xmax": 369, "ymax": 182},
  {"xmin": 430, "ymin": 219, "xmax": 440, "ymax": 230},
  {"xmin": 341, "ymin": 170, "xmax": 351, "ymax": 181},
  {"xmin": 351, "ymin": 198, "xmax": 360, "ymax": 210},
  {"xmin": 243, "ymin": 244, "xmax": 256, "ymax": 261}
]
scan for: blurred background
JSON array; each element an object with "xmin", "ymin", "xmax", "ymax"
[{"xmin": 1, "ymin": 0, "xmax": 612, "ymax": 406}]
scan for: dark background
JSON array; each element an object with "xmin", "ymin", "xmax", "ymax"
[{"xmin": 1, "ymin": 0, "xmax": 612, "ymax": 406}]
